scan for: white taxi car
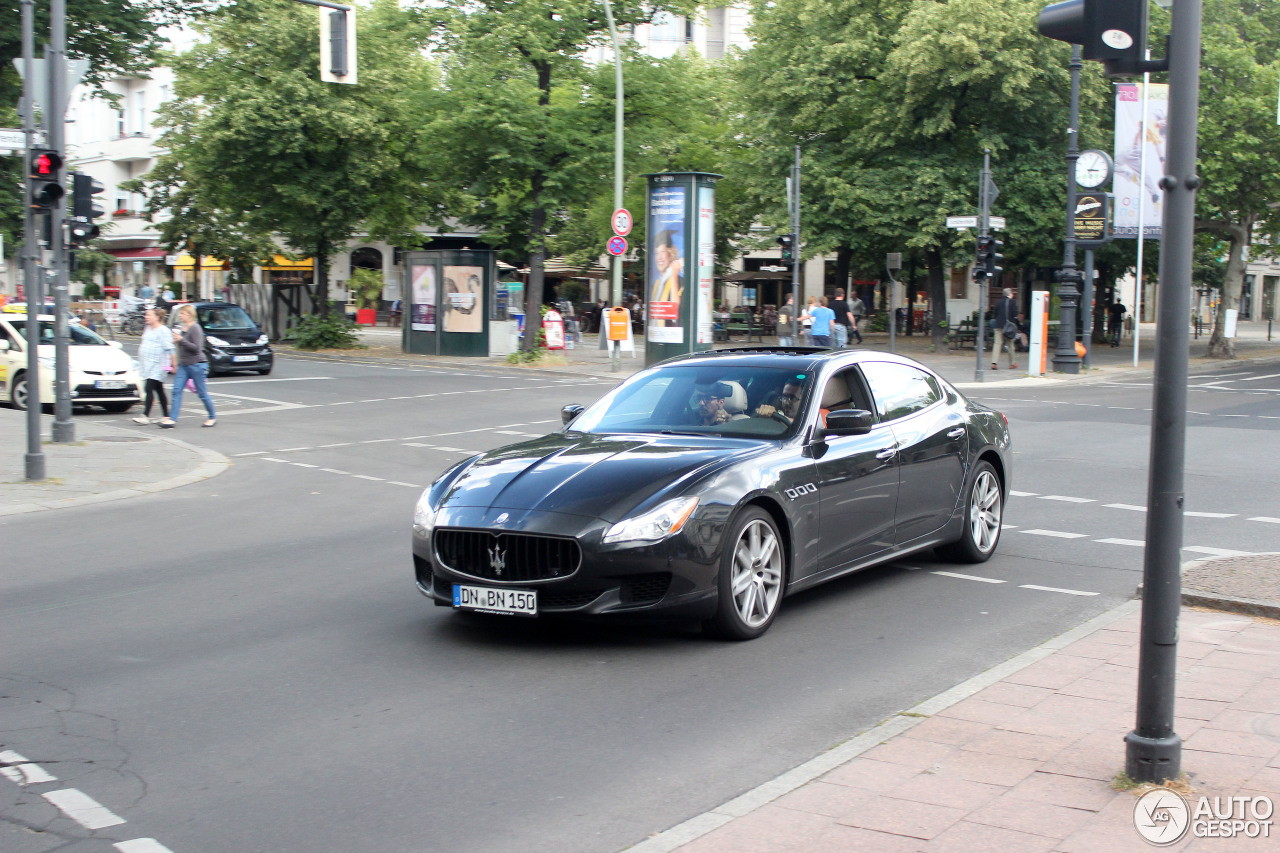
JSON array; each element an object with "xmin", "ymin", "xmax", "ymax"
[{"xmin": 0, "ymin": 313, "xmax": 141, "ymax": 412}]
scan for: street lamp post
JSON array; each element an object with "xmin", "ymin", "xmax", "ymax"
[
  {"xmin": 601, "ymin": 0, "xmax": 624, "ymax": 310},
  {"xmin": 1052, "ymin": 46, "xmax": 1084, "ymax": 374}
]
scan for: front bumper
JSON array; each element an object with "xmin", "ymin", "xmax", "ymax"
[{"xmin": 208, "ymin": 345, "xmax": 273, "ymax": 371}]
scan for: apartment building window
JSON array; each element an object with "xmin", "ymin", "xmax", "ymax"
[
  {"xmin": 134, "ymin": 90, "xmax": 146, "ymax": 135},
  {"xmin": 116, "ymin": 109, "xmax": 126, "ymax": 138}
]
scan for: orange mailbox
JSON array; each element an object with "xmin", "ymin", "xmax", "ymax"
[{"xmin": 607, "ymin": 307, "xmax": 630, "ymax": 342}]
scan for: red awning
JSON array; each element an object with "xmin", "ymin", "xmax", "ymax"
[{"xmin": 106, "ymin": 248, "xmax": 168, "ymax": 261}]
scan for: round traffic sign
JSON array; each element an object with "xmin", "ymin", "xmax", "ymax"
[
  {"xmin": 607, "ymin": 235, "xmax": 628, "ymax": 256},
  {"xmin": 611, "ymin": 208, "xmax": 633, "ymax": 237}
]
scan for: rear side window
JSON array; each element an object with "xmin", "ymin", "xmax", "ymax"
[{"xmin": 859, "ymin": 362, "xmax": 942, "ymax": 422}]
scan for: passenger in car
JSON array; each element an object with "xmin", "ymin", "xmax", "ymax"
[{"xmin": 689, "ymin": 381, "xmax": 733, "ymax": 426}]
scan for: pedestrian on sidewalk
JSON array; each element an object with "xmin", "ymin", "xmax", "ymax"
[
  {"xmin": 801, "ymin": 296, "xmax": 816, "ymax": 345},
  {"xmin": 990, "ymin": 287, "xmax": 1018, "ymax": 370},
  {"xmin": 848, "ymin": 291, "xmax": 865, "ymax": 344},
  {"xmin": 777, "ymin": 294, "xmax": 795, "ymax": 346},
  {"xmin": 132, "ymin": 307, "xmax": 175, "ymax": 425},
  {"xmin": 159, "ymin": 303, "xmax": 217, "ymax": 429},
  {"xmin": 1108, "ymin": 299, "xmax": 1126, "ymax": 347},
  {"xmin": 809, "ymin": 296, "xmax": 835, "ymax": 348},
  {"xmin": 829, "ymin": 289, "xmax": 854, "ymax": 348}
]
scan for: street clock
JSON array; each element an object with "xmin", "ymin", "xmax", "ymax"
[{"xmin": 1075, "ymin": 149, "xmax": 1114, "ymax": 190}]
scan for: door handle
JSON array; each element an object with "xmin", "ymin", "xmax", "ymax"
[
  {"xmin": 876, "ymin": 448, "xmax": 897, "ymax": 460},
  {"xmin": 947, "ymin": 427, "xmax": 966, "ymax": 438}
]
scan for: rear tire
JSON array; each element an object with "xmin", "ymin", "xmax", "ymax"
[
  {"xmin": 704, "ymin": 507, "xmax": 785, "ymax": 640},
  {"xmin": 10, "ymin": 373, "xmax": 28, "ymax": 411},
  {"xmin": 937, "ymin": 461, "xmax": 1002, "ymax": 563},
  {"xmin": 256, "ymin": 367, "xmax": 272, "ymax": 375}
]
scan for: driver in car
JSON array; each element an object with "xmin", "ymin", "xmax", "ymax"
[
  {"xmin": 690, "ymin": 381, "xmax": 733, "ymax": 426},
  {"xmin": 753, "ymin": 378, "xmax": 805, "ymax": 421}
]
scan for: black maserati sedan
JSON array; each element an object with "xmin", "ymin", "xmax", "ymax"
[{"xmin": 412, "ymin": 347, "xmax": 1011, "ymax": 640}]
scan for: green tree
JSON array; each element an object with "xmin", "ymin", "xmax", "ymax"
[
  {"xmin": 1194, "ymin": 0, "xmax": 1280, "ymax": 357},
  {"xmin": 423, "ymin": 0, "xmax": 693, "ymax": 350},
  {"xmin": 157, "ymin": 0, "xmax": 447, "ymax": 314}
]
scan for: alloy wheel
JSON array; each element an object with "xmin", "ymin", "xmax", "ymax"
[
  {"xmin": 730, "ymin": 519, "xmax": 783, "ymax": 628},
  {"xmin": 969, "ymin": 469, "xmax": 1002, "ymax": 555}
]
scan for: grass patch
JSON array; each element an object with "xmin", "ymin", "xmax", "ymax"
[{"xmin": 1112, "ymin": 771, "xmax": 1194, "ymax": 796}]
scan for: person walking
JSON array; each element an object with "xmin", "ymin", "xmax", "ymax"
[
  {"xmin": 990, "ymin": 287, "xmax": 1019, "ymax": 370},
  {"xmin": 848, "ymin": 291, "xmax": 865, "ymax": 344},
  {"xmin": 776, "ymin": 294, "xmax": 795, "ymax": 346},
  {"xmin": 131, "ymin": 307, "xmax": 175, "ymax": 424},
  {"xmin": 829, "ymin": 289, "xmax": 854, "ymax": 348},
  {"xmin": 158, "ymin": 303, "xmax": 217, "ymax": 428},
  {"xmin": 1108, "ymin": 299, "xmax": 1126, "ymax": 347},
  {"xmin": 800, "ymin": 295, "xmax": 817, "ymax": 345},
  {"xmin": 809, "ymin": 296, "xmax": 836, "ymax": 348}
]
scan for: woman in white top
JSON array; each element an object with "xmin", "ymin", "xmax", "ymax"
[{"xmin": 132, "ymin": 308, "xmax": 176, "ymax": 424}]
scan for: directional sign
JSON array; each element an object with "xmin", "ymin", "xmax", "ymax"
[
  {"xmin": 607, "ymin": 235, "xmax": 628, "ymax": 256},
  {"xmin": 0, "ymin": 128, "xmax": 26, "ymax": 150},
  {"xmin": 946, "ymin": 215, "xmax": 1005, "ymax": 230},
  {"xmin": 611, "ymin": 208, "xmax": 632, "ymax": 237}
]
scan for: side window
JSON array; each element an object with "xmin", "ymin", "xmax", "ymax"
[{"xmin": 859, "ymin": 362, "xmax": 942, "ymax": 422}]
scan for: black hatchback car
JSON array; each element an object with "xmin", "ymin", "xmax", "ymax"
[
  {"xmin": 173, "ymin": 302, "xmax": 273, "ymax": 376},
  {"xmin": 413, "ymin": 347, "xmax": 1012, "ymax": 640}
]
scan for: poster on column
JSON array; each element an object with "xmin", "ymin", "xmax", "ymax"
[
  {"xmin": 648, "ymin": 184, "xmax": 686, "ymax": 344},
  {"xmin": 410, "ymin": 265, "xmax": 436, "ymax": 331},
  {"xmin": 1112, "ymin": 82, "xmax": 1167, "ymax": 239},
  {"xmin": 442, "ymin": 265, "xmax": 484, "ymax": 333},
  {"xmin": 696, "ymin": 186, "xmax": 715, "ymax": 345}
]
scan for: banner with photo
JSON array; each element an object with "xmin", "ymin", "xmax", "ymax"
[
  {"xmin": 648, "ymin": 184, "xmax": 686, "ymax": 344},
  {"xmin": 1112, "ymin": 82, "xmax": 1168, "ymax": 239},
  {"xmin": 696, "ymin": 186, "xmax": 715, "ymax": 345},
  {"xmin": 410, "ymin": 264, "xmax": 436, "ymax": 331},
  {"xmin": 442, "ymin": 265, "xmax": 484, "ymax": 333}
]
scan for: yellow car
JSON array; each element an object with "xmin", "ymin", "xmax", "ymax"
[{"xmin": 0, "ymin": 313, "xmax": 141, "ymax": 412}]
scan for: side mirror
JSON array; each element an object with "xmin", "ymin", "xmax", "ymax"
[
  {"xmin": 561, "ymin": 404, "xmax": 585, "ymax": 425},
  {"xmin": 819, "ymin": 409, "xmax": 875, "ymax": 438},
  {"xmin": 0, "ymin": 340, "xmax": 9, "ymax": 352}
]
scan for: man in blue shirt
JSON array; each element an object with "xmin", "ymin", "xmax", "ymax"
[{"xmin": 809, "ymin": 296, "xmax": 835, "ymax": 348}]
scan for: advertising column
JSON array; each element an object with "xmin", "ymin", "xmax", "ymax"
[{"xmin": 645, "ymin": 172, "xmax": 721, "ymax": 366}]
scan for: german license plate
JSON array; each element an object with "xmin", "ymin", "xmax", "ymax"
[
  {"xmin": 453, "ymin": 584, "xmax": 537, "ymax": 617},
  {"xmin": 94, "ymin": 380, "xmax": 127, "ymax": 389},
  {"xmin": 232, "ymin": 355, "xmax": 257, "ymax": 363}
]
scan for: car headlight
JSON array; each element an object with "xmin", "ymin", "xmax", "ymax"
[
  {"xmin": 207, "ymin": 335, "xmax": 230, "ymax": 347},
  {"xmin": 256, "ymin": 334, "xmax": 269, "ymax": 345},
  {"xmin": 413, "ymin": 490, "xmax": 437, "ymax": 537},
  {"xmin": 602, "ymin": 497, "xmax": 699, "ymax": 546}
]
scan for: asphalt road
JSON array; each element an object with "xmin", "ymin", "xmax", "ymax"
[{"xmin": 3, "ymin": 354, "xmax": 1278, "ymax": 853}]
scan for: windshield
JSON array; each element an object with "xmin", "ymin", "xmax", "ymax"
[
  {"xmin": 9, "ymin": 320, "xmax": 109, "ymax": 346},
  {"xmin": 197, "ymin": 305, "xmax": 256, "ymax": 331},
  {"xmin": 568, "ymin": 364, "xmax": 814, "ymax": 439}
]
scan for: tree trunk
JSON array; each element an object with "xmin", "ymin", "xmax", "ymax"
[
  {"xmin": 315, "ymin": 235, "xmax": 330, "ymax": 317},
  {"xmin": 834, "ymin": 247, "xmax": 851, "ymax": 298},
  {"xmin": 1200, "ymin": 218, "xmax": 1250, "ymax": 359},
  {"xmin": 925, "ymin": 247, "xmax": 947, "ymax": 350},
  {"xmin": 523, "ymin": 203, "xmax": 547, "ymax": 353}
]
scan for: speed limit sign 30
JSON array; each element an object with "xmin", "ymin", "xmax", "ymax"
[{"xmin": 612, "ymin": 208, "xmax": 632, "ymax": 236}]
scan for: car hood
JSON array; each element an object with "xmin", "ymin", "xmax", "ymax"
[
  {"xmin": 36, "ymin": 343, "xmax": 135, "ymax": 374},
  {"xmin": 203, "ymin": 328, "xmax": 261, "ymax": 343},
  {"xmin": 439, "ymin": 432, "xmax": 765, "ymax": 522}
]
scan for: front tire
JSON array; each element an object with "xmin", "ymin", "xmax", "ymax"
[
  {"xmin": 704, "ymin": 507, "xmax": 785, "ymax": 640},
  {"xmin": 101, "ymin": 401, "xmax": 135, "ymax": 413},
  {"xmin": 10, "ymin": 372, "xmax": 29, "ymax": 411},
  {"xmin": 937, "ymin": 461, "xmax": 1002, "ymax": 563}
]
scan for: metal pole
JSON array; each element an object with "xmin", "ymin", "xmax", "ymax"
[
  {"xmin": 21, "ymin": 0, "xmax": 45, "ymax": 480},
  {"xmin": 1053, "ymin": 45, "xmax": 1083, "ymax": 374},
  {"xmin": 1133, "ymin": 66, "xmax": 1152, "ymax": 368},
  {"xmin": 49, "ymin": 0, "xmax": 74, "ymax": 443},
  {"xmin": 1125, "ymin": 0, "xmax": 1202, "ymax": 785},
  {"xmin": 791, "ymin": 145, "xmax": 800, "ymax": 344},
  {"xmin": 602, "ymin": 0, "xmax": 623, "ymax": 312},
  {"xmin": 975, "ymin": 152, "xmax": 990, "ymax": 381},
  {"xmin": 1082, "ymin": 248, "xmax": 1094, "ymax": 368}
]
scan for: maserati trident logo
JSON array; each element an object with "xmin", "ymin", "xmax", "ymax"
[{"xmin": 488, "ymin": 541, "xmax": 506, "ymax": 576}]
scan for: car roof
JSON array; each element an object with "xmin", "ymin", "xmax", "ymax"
[{"xmin": 659, "ymin": 346, "xmax": 931, "ymax": 373}]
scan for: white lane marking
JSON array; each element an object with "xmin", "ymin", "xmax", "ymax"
[
  {"xmin": 260, "ymin": 457, "xmax": 288, "ymax": 463},
  {"xmin": 332, "ymin": 400, "xmax": 356, "ymax": 405},
  {"xmin": 1249, "ymin": 517, "xmax": 1280, "ymax": 524},
  {"xmin": 1003, "ymin": 524, "xmax": 1019, "ymax": 529},
  {"xmin": 0, "ymin": 751, "xmax": 57, "ymax": 784},
  {"xmin": 387, "ymin": 481, "xmax": 423, "ymax": 488},
  {"xmin": 495, "ymin": 430, "xmax": 528, "ymax": 435},
  {"xmin": 1039, "ymin": 495, "xmax": 1095, "ymax": 503},
  {"xmin": 1019, "ymin": 529, "xmax": 1089, "ymax": 539},
  {"xmin": 359, "ymin": 399, "xmax": 385, "ymax": 403},
  {"xmin": 210, "ymin": 377, "xmax": 330, "ymax": 384},
  {"xmin": 235, "ymin": 451, "xmax": 269, "ymax": 457},
  {"xmin": 1185, "ymin": 511, "xmax": 1237, "ymax": 518},
  {"xmin": 434, "ymin": 446, "xmax": 467, "ymax": 452},
  {"xmin": 1020, "ymin": 584, "xmax": 1099, "ymax": 597},
  {"xmin": 1184, "ymin": 546, "xmax": 1255, "ymax": 558},
  {"xmin": 351, "ymin": 474, "xmax": 384, "ymax": 481},
  {"xmin": 388, "ymin": 396, "xmax": 414, "ymax": 400},
  {"xmin": 1105, "ymin": 503, "xmax": 1147, "ymax": 512},
  {"xmin": 1219, "ymin": 414, "xmax": 1249, "ymax": 418},
  {"xmin": 403, "ymin": 442, "xmax": 432, "ymax": 447},
  {"xmin": 362, "ymin": 438, "xmax": 395, "ymax": 444},
  {"xmin": 290, "ymin": 462, "xmax": 318, "ymax": 468},
  {"xmin": 115, "ymin": 839, "xmax": 174, "ymax": 853},
  {"xmin": 316, "ymin": 442, "xmax": 353, "ymax": 448},
  {"xmin": 42, "ymin": 788, "xmax": 125, "ymax": 829},
  {"xmin": 933, "ymin": 571, "xmax": 1005, "ymax": 584},
  {"xmin": 1107, "ymin": 406, "xmax": 1136, "ymax": 410},
  {"xmin": 319, "ymin": 468, "xmax": 351, "ymax": 475},
  {"xmin": 1237, "ymin": 373, "xmax": 1280, "ymax": 382},
  {"xmin": 1096, "ymin": 538, "xmax": 1145, "ymax": 547},
  {"xmin": 1010, "ymin": 490, "xmax": 1038, "ymax": 497},
  {"xmin": 274, "ymin": 447, "xmax": 313, "ymax": 453}
]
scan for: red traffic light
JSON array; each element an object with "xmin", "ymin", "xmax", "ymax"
[{"xmin": 30, "ymin": 149, "xmax": 63, "ymax": 177}]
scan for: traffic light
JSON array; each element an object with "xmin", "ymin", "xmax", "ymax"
[
  {"xmin": 28, "ymin": 149, "xmax": 65, "ymax": 210},
  {"xmin": 69, "ymin": 172, "xmax": 105, "ymax": 246},
  {"xmin": 974, "ymin": 237, "xmax": 992, "ymax": 280},
  {"xmin": 985, "ymin": 236, "xmax": 1004, "ymax": 280},
  {"xmin": 1037, "ymin": 0, "xmax": 1161, "ymax": 75},
  {"xmin": 777, "ymin": 235, "xmax": 794, "ymax": 263}
]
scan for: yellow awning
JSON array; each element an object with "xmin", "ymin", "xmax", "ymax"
[
  {"xmin": 260, "ymin": 255, "xmax": 314, "ymax": 271},
  {"xmin": 173, "ymin": 254, "xmax": 227, "ymax": 270}
]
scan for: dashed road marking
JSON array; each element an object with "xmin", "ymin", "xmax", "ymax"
[
  {"xmin": 1010, "ymin": 490, "xmax": 1038, "ymax": 497},
  {"xmin": 1185, "ymin": 511, "xmax": 1237, "ymax": 519},
  {"xmin": 0, "ymin": 751, "xmax": 56, "ymax": 784},
  {"xmin": 933, "ymin": 571, "xmax": 1005, "ymax": 584},
  {"xmin": 1104, "ymin": 503, "xmax": 1147, "ymax": 512},
  {"xmin": 1019, "ymin": 584, "xmax": 1099, "ymax": 597},
  {"xmin": 1184, "ymin": 546, "xmax": 1255, "ymax": 558},
  {"xmin": 1096, "ymin": 538, "xmax": 1145, "ymax": 547},
  {"xmin": 1249, "ymin": 517, "xmax": 1280, "ymax": 524},
  {"xmin": 1039, "ymin": 495, "xmax": 1094, "ymax": 503},
  {"xmin": 1019, "ymin": 529, "xmax": 1088, "ymax": 539},
  {"xmin": 116, "ymin": 840, "xmax": 175, "ymax": 853},
  {"xmin": 43, "ymin": 788, "xmax": 125, "ymax": 829}
]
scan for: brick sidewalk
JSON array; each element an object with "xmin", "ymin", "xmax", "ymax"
[{"xmin": 635, "ymin": 604, "xmax": 1280, "ymax": 852}]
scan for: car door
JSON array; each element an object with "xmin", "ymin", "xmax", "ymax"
[
  {"xmin": 812, "ymin": 368, "xmax": 899, "ymax": 571},
  {"xmin": 0, "ymin": 322, "xmax": 19, "ymax": 396},
  {"xmin": 858, "ymin": 361, "xmax": 967, "ymax": 544}
]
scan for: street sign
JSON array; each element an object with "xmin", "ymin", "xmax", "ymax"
[
  {"xmin": 946, "ymin": 215, "xmax": 1006, "ymax": 230},
  {"xmin": 0, "ymin": 128, "xmax": 26, "ymax": 149},
  {"xmin": 611, "ymin": 208, "xmax": 632, "ymax": 236},
  {"xmin": 606, "ymin": 235, "xmax": 628, "ymax": 256},
  {"xmin": 1074, "ymin": 192, "xmax": 1112, "ymax": 244}
]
